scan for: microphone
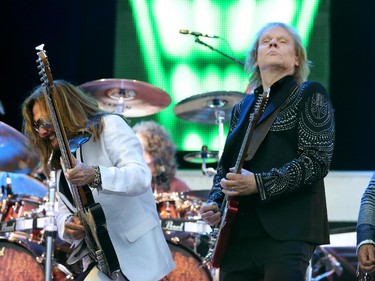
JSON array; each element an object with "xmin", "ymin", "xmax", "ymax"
[{"xmin": 179, "ymin": 29, "xmax": 219, "ymax": 38}]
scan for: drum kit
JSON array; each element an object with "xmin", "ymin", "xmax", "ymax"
[{"xmin": 0, "ymin": 121, "xmax": 74, "ymax": 281}]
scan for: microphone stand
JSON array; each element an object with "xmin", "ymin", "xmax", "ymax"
[
  {"xmin": 44, "ymin": 170, "xmax": 58, "ymax": 281},
  {"xmin": 194, "ymin": 37, "xmax": 245, "ymax": 67}
]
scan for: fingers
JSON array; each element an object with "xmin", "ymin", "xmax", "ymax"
[
  {"xmin": 200, "ymin": 202, "xmax": 221, "ymax": 226},
  {"xmin": 65, "ymin": 160, "xmax": 94, "ymax": 185},
  {"xmin": 65, "ymin": 216, "xmax": 85, "ymax": 240},
  {"xmin": 221, "ymin": 178, "xmax": 241, "ymax": 196},
  {"xmin": 358, "ymin": 244, "xmax": 375, "ymax": 273}
]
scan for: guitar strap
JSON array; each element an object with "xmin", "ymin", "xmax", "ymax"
[
  {"xmin": 245, "ymin": 83, "xmax": 302, "ymax": 161},
  {"xmin": 244, "ymin": 107, "xmax": 280, "ymax": 161}
]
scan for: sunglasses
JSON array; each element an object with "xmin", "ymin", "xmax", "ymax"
[{"xmin": 33, "ymin": 117, "xmax": 53, "ymax": 132}]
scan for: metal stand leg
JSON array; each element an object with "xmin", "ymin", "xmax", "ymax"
[
  {"xmin": 215, "ymin": 110, "xmax": 225, "ymax": 159},
  {"xmin": 44, "ymin": 171, "xmax": 58, "ymax": 281}
]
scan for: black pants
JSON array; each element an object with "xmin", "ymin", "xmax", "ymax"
[{"xmin": 219, "ymin": 236, "xmax": 315, "ymax": 281}]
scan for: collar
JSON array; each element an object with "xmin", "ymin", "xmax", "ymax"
[{"xmin": 254, "ymin": 75, "xmax": 294, "ymax": 97}]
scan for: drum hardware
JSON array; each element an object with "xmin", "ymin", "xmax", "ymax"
[
  {"xmin": 183, "ymin": 151, "xmax": 219, "ymax": 165},
  {"xmin": 161, "ymin": 218, "xmax": 211, "ymax": 234},
  {"xmin": 308, "ymin": 246, "xmax": 344, "ymax": 281},
  {"xmin": 79, "ymin": 78, "xmax": 171, "ymax": 117},
  {"xmin": 0, "ymin": 121, "xmax": 40, "ymax": 174},
  {"xmin": 183, "ymin": 149, "xmax": 218, "ymax": 177},
  {"xmin": 174, "ymin": 91, "xmax": 243, "ymax": 162},
  {"xmin": 155, "ymin": 192, "xmax": 204, "ymax": 220},
  {"xmin": 43, "ymin": 169, "xmax": 58, "ymax": 281}
]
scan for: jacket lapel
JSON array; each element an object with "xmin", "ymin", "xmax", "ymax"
[{"xmin": 257, "ymin": 78, "xmax": 298, "ymax": 124}]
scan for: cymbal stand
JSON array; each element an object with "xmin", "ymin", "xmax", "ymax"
[
  {"xmin": 194, "ymin": 37, "xmax": 245, "ymax": 67},
  {"xmin": 215, "ymin": 110, "xmax": 225, "ymax": 159},
  {"xmin": 44, "ymin": 170, "xmax": 58, "ymax": 281},
  {"xmin": 115, "ymin": 94, "xmax": 125, "ymax": 114}
]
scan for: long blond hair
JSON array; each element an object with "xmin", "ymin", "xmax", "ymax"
[{"xmin": 245, "ymin": 22, "xmax": 310, "ymax": 87}]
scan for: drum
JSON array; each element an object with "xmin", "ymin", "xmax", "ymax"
[
  {"xmin": 180, "ymin": 190, "xmax": 209, "ymax": 220},
  {"xmin": 2, "ymin": 195, "xmax": 43, "ymax": 221},
  {"xmin": 167, "ymin": 240, "xmax": 213, "ymax": 281},
  {"xmin": 0, "ymin": 237, "xmax": 74, "ymax": 281},
  {"xmin": 156, "ymin": 192, "xmax": 191, "ymax": 219},
  {"xmin": 1, "ymin": 195, "xmax": 45, "ymax": 243}
]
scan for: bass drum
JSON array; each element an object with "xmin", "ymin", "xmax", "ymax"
[
  {"xmin": 0, "ymin": 237, "xmax": 74, "ymax": 281},
  {"xmin": 167, "ymin": 240, "xmax": 213, "ymax": 281}
]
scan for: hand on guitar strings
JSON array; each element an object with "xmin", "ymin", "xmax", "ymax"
[
  {"xmin": 200, "ymin": 202, "xmax": 221, "ymax": 226},
  {"xmin": 64, "ymin": 214, "xmax": 85, "ymax": 241},
  {"xmin": 221, "ymin": 167, "xmax": 258, "ymax": 196},
  {"xmin": 63, "ymin": 155, "xmax": 96, "ymax": 186}
]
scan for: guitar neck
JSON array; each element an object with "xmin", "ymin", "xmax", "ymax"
[
  {"xmin": 44, "ymin": 89, "xmax": 87, "ymax": 212},
  {"xmin": 36, "ymin": 48, "xmax": 92, "ymax": 212},
  {"xmin": 233, "ymin": 89, "xmax": 270, "ymax": 173}
]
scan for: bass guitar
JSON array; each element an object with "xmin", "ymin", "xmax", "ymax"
[
  {"xmin": 35, "ymin": 44, "xmax": 121, "ymax": 279},
  {"xmin": 200, "ymin": 88, "xmax": 270, "ymax": 268}
]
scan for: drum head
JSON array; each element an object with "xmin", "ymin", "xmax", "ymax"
[
  {"xmin": 167, "ymin": 240, "xmax": 212, "ymax": 281},
  {"xmin": 0, "ymin": 238, "xmax": 45, "ymax": 281}
]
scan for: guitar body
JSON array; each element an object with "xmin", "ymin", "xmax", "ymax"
[
  {"xmin": 82, "ymin": 203, "xmax": 120, "ymax": 276},
  {"xmin": 211, "ymin": 197, "xmax": 239, "ymax": 268}
]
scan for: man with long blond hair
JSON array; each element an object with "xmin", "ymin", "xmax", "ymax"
[
  {"xmin": 200, "ymin": 22, "xmax": 335, "ymax": 281},
  {"xmin": 22, "ymin": 80, "xmax": 175, "ymax": 281}
]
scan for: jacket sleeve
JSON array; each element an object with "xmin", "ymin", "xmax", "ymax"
[
  {"xmin": 357, "ymin": 173, "xmax": 375, "ymax": 246},
  {"xmin": 207, "ymin": 100, "xmax": 244, "ymax": 208},
  {"xmin": 256, "ymin": 82, "xmax": 335, "ymax": 202},
  {"xmin": 89, "ymin": 114, "xmax": 152, "ymax": 196}
]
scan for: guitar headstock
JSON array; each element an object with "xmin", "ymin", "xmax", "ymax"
[{"xmin": 36, "ymin": 44, "xmax": 54, "ymax": 87}]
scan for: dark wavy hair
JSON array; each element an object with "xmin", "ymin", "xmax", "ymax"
[{"xmin": 132, "ymin": 121, "xmax": 178, "ymax": 178}]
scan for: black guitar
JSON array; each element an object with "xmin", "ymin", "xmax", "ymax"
[{"xmin": 35, "ymin": 44, "xmax": 121, "ymax": 279}]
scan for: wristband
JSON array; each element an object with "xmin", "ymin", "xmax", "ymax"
[{"xmin": 88, "ymin": 165, "xmax": 102, "ymax": 192}]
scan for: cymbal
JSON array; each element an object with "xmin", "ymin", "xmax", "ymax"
[
  {"xmin": 0, "ymin": 122, "xmax": 39, "ymax": 174},
  {"xmin": 183, "ymin": 151, "xmax": 219, "ymax": 164},
  {"xmin": 0, "ymin": 172, "xmax": 47, "ymax": 198},
  {"xmin": 79, "ymin": 79, "xmax": 171, "ymax": 117},
  {"xmin": 174, "ymin": 91, "xmax": 244, "ymax": 124}
]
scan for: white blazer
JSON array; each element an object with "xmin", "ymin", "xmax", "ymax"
[{"xmin": 55, "ymin": 114, "xmax": 175, "ymax": 281}]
